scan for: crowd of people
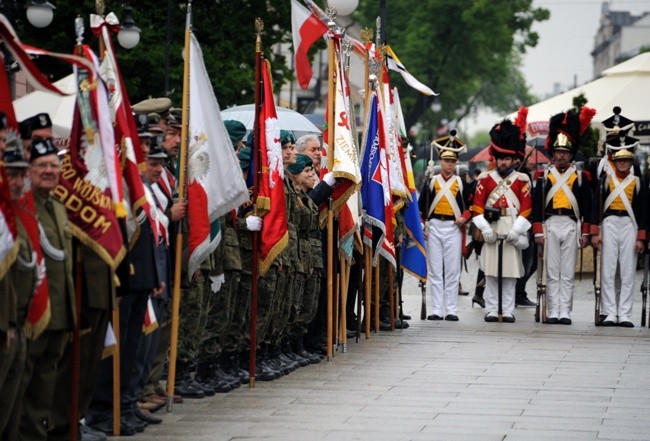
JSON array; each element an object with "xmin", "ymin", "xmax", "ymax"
[
  {"xmin": 420, "ymin": 105, "xmax": 646, "ymax": 328},
  {"xmin": 1, "ymin": 98, "xmax": 646, "ymax": 441}
]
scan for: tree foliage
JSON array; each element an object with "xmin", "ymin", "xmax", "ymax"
[
  {"xmin": 10, "ymin": 0, "xmax": 295, "ymax": 107},
  {"xmin": 354, "ymin": 0, "xmax": 549, "ymax": 133}
]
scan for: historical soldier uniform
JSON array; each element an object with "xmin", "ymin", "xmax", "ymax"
[
  {"xmin": 591, "ymin": 134, "xmax": 646, "ymax": 327},
  {"xmin": 419, "ymin": 130, "xmax": 471, "ymax": 321},
  {"xmin": 532, "ymin": 109, "xmax": 594, "ymax": 324},
  {"xmin": 471, "ymin": 111, "xmax": 532, "ymax": 322}
]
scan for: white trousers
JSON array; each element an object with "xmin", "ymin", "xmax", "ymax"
[
  {"xmin": 545, "ymin": 216, "xmax": 578, "ymax": 319},
  {"xmin": 601, "ymin": 215, "xmax": 637, "ymax": 318},
  {"xmin": 485, "ymin": 276, "xmax": 516, "ymax": 318},
  {"xmin": 426, "ymin": 219, "xmax": 461, "ymax": 316}
]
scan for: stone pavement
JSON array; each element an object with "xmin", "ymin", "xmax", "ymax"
[{"xmin": 125, "ymin": 257, "xmax": 650, "ymax": 441}]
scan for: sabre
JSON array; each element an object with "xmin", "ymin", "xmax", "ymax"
[
  {"xmin": 419, "ymin": 280, "xmax": 427, "ymax": 320},
  {"xmin": 594, "ymin": 175, "xmax": 605, "ymax": 326}
]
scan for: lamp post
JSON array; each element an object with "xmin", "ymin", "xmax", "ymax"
[
  {"xmin": 117, "ymin": 5, "xmax": 140, "ymax": 49},
  {"xmin": 26, "ymin": 0, "xmax": 55, "ymax": 28}
]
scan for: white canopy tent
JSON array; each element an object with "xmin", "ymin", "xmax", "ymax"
[
  {"xmin": 507, "ymin": 52, "xmax": 650, "ymax": 144},
  {"xmin": 13, "ymin": 74, "xmax": 76, "ymax": 144}
]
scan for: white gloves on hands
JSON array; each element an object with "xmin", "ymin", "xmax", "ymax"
[
  {"xmin": 246, "ymin": 215, "xmax": 263, "ymax": 232},
  {"xmin": 210, "ymin": 274, "xmax": 225, "ymax": 293},
  {"xmin": 506, "ymin": 215, "xmax": 531, "ymax": 244},
  {"xmin": 323, "ymin": 172, "xmax": 336, "ymax": 186},
  {"xmin": 472, "ymin": 214, "xmax": 496, "ymax": 244}
]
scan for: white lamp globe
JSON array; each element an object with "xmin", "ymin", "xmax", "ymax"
[{"xmin": 26, "ymin": 1, "xmax": 55, "ymax": 28}]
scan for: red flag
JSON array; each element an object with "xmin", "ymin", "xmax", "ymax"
[
  {"xmin": 257, "ymin": 60, "xmax": 288, "ymax": 275},
  {"xmin": 291, "ymin": 0, "xmax": 328, "ymax": 89},
  {"xmin": 92, "ymin": 13, "xmax": 156, "ymax": 248},
  {"xmin": 0, "ymin": 62, "xmax": 17, "ymax": 281}
]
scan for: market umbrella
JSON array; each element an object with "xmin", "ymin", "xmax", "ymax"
[{"xmin": 221, "ymin": 104, "xmax": 321, "ymax": 137}]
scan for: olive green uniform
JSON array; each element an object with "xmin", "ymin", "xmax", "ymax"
[{"xmin": 0, "ymin": 219, "xmax": 36, "ymax": 436}]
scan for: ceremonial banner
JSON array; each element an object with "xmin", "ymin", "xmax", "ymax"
[
  {"xmin": 291, "ymin": 0, "xmax": 329, "ymax": 89},
  {"xmin": 385, "ymin": 45, "xmax": 437, "ymax": 96},
  {"xmin": 186, "ymin": 34, "xmax": 249, "ymax": 277},
  {"xmin": 380, "ymin": 68, "xmax": 408, "ymax": 203},
  {"xmin": 257, "ymin": 60, "xmax": 288, "ymax": 274},
  {"xmin": 320, "ymin": 37, "xmax": 361, "ymax": 225},
  {"xmin": 92, "ymin": 12, "xmax": 155, "ymax": 246},
  {"xmin": 53, "ymin": 46, "xmax": 126, "ymax": 270},
  {"xmin": 0, "ymin": 62, "xmax": 17, "ymax": 281}
]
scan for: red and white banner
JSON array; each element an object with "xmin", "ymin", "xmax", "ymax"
[{"xmin": 291, "ymin": 0, "xmax": 329, "ymax": 89}]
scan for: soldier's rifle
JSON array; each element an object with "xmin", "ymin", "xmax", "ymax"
[
  {"xmin": 641, "ymin": 252, "xmax": 648, "ymax": 327},
  {"xmin": 535, "ymin": 168, "xmax": 547, "ymax": 323},
  {"xmin": 594, "ymin": 175, "xmax": 604, "ymax": 326}
]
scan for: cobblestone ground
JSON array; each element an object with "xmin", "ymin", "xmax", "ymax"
[{"xmin": 125, "ymin": 256, "xmax": 650, "ymax": 441}]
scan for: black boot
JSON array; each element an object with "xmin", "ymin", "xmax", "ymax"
[
  {"xmin": 472, "ymin": 275, "xmax": 486, "ymax": 308},
  {"xmin": 174, "ymin": 362, "xmax": 205, "ymax": 399},
  {"xmin": 293, "ymin": 337, "xmax": 321, "ymax": 364},
  {"xmin": 515, "ymin": 291, "xmax": 536, "ymax": 307},
  {"xmin": 283, "ymin": 339, "xmax": 310, "ymax": 367}
]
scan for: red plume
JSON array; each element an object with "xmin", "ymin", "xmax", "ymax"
[
  {"xmin": 579, "ymin": 106, "xmax": 597, "ymax": 135},
  {"xmin": 513, "ymin": 107, "xmax": 528, "ymax": 140}
]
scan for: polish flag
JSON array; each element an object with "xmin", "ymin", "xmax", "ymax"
[{"xmin": 291, "ymin": 0, "xmax": 328, "ymax": 89}]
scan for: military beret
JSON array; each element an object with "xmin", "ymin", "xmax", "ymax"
[
  {"xmin": 3, "ymin": 146, "xmax": 29, "ymax": 168},
  {"xmin": 29, "ymin": 137, "xmax": 58, "ymax": 162},
  {"xmin": 0, "ymin": 111, "xmax": 7, "ymax": 131},
  {"xmin": 224, "ymin": 120, "xmax": 247, "ymax": 150},
  {"xmin": 238, "ymin": 146, "xmax": 251, "ymax": 170},
  {"xmin": 280, "ymin": 130, "xmax": 296, "ymax": 146},
  {"xmin": 131, "ymin": 97, "xmax": 172, "ymax": 116},
  {"xmin": 287, "ymin": 153, "xmax": 313, "ymax": 175}
]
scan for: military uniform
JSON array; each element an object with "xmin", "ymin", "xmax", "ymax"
[
  {"xmin": 471, "ymin": 111, "xmax": 532, "ymax": 322},
  {"xmin": 0, "ymin": 218, "xmax": 36, "ymax": 436},
  {"xmin": 16, "ymin": 191, "xmax": 75, "ymax": 441},
  {"xmin": 532, "ymin": 109, "xmax": 594, "ymax": 324}
]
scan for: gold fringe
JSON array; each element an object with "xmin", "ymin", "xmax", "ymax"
[
  {"xmin": 259, "ymin": 231, "xmax": 289, "ymax": 276},
  {"xmin": 0, "ymin": 241, "xmax": 19, "ymax": 281},
  {"xmin": 23, "ymin": 299, "xmax": 51, "ymax": 340},
  {"xmin": 115, "ymin": 201, "xmax": 127, "ymax": 219},
  {"xmin": 255, "ymin": 196, "xmax": 271, "ymax": 216},
  {"xmin": 101, "ymin": 343, "xmax": 117, "ymax": 360},
  {"xmin": 142, "ymin": 321, "xmax": 159, "ymax": 335},
  {"xmin": 67, "ymin": 223, "xmax": 127, "ymax": 272},
  {"xmin": 318, "ymin": 182, "xmax": 361, "ymax": 228},
  {"xmin": 401, "ymin": 266, "xmax": 426, "ymax": 283}
]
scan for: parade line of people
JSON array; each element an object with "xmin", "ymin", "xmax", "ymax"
[{"xmin": 1, "ymin": 101, "xmax": 648, "ymax": 441}]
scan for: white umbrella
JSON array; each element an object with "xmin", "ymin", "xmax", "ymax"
[
  {"xmin": 222, "ymin": 104, "xmax": 321, "ymax": 134},
  {"xmin": 13, "ymin": 74, "xmax": 76, "ymax": 142}
]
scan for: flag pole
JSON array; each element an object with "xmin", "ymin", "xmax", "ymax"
[
  {"xmin": 167, "ymin": 0, "xmax": 192, "ymax": 413},
  {"xmin": 249, "ymin": 17, "xmax": 264, "ymax": 389},
  {"xmin": 325, "ymin": 8, "xmax": 337, "ymax": 361}
]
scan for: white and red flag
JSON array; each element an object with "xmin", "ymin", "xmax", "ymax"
[
  {"xmin": 291, "ymin": 0, "xmax": 329, "ymax": 89},
  {"xmin": 257, "ymin": 60, "xmax": 288, "ymax": 275},
  {"xmin": 186, "ymin": 34, "xmax": 249, "ymax": 277}
]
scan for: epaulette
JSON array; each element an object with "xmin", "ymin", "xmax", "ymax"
[
  {"xmin": 516, "ymin": 171, "xmax": 530, "ymax": 182},
  {"xmin": 477, "ymin": 171, "xmax": 489, "ymax": 180}
]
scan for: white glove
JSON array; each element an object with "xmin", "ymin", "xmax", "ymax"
[
  {"xmin": 246, "ymin": 215, "xmax": 263, "ymax": 231},
  {"xmin": 472, "ymin": 214, "xmax": 496, "ymax": 243},
  {"xmin": 514, "ymin": 234, "xmax": 529, "ymax": 250},
  {"xmin": 506, "ymin": 215, "xmax": 531, "ymax": 243},
  {"xmin": 209, "ymin": 274, "xmax": 225, "ymax": 293},
  {"xmin": 323, "ymin": 172, "xmax": 336, "ymax": 186}
]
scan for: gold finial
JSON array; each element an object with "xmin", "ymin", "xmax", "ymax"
[
  {"xmin": 255, "ymin": 18, "xmax": 263, "ymax": 52},
  {"xmin": 360, "ymin": 27, "xmax": 373, "ymax": 44},
  {"xmin": 377, "ymin": 44, "xmax": 386, "ymax": 59},
  {"xmin": 326, "ymin": 6, "xmax": 336, "ymax": 29},
  {"xmin": 375, "ymin": 16, "xmax": 382, "ymax": 46}
]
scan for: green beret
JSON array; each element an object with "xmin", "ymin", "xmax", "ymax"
[
  {"xmin": 287, "ymin": 154, "xmax": 312, "ymax": 175},
  {"xmin": 280, "ymin": 130, "xmax": 296, "ymax": 146},
  {"xmin": 224, "ymin": 120, "xmax": 247, "ymax": 150},
  {"xmin": 238, "ymin": 146, "xmax": 251, "ymax": 170}
]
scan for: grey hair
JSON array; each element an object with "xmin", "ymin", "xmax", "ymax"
[{"xmin": 295, "ymin": 134, "xmax": 321, "ymax": 153}]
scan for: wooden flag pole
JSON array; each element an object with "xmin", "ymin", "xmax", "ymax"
[
  {"xmin": 388, "ymin": 264, "xmax": 395, "ymax": 330},
  {"xmin": 339, "ymin": 256, "xmax": 349, "ymax": 353},
  {"xmin": 111, "ymin": 307, "xmax": 120, "ymax": 435},
  {"xmin": 374, "ymin": 261, "xmax": 380, "ymax": 333},
  {"xmin": 326, "ymin": 24, "xmax": 336, "ymax": 361},
  {"xmin": 167, "ymin": 0, "xmax": 192, "ymax": 412},
  {"xmin": 364, "ymin": 250, "xmax": 371, "ymax": 338}
]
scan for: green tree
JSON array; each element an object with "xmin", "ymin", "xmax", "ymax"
[
  {"xmin": 354, "ymin": 0, "xmax": 549, "ymax": 132},
  {"xmin": 11, "ymin": 0, "xmax": 295, "ymax": 107}
]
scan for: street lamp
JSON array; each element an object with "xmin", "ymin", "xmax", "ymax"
[
  {"xmin": 327, "ymin": 0, "xmax": 358, "ymax": 16},
  {"xmin": 117, "ymin": 5, "xmax": 141, "ymax": 49},
  {"xmin": 26, "ymin": 0, "xmax": 55, "ymax": 28}
]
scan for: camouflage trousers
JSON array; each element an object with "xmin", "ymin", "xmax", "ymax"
[
  {"xmin": 268, "ymin": 266, "xmax": 294, "ymax": 347},
  {"xmin": 199, "ymin": 270, "xmax": 240, "ymax": 360},
  {"xmin": 239, "ymin": 265, "xmax": 279, "ymax": 349},
  {"xmin": 294, "ymin": 270, "xmax": 320, "ymax": 338},
  {"xmin": 177, "ymin": 273, "xmax": 210, "ymax": 364},
  {"xmin": 221, "ymin": 272, "xmax": 250, "ymax": 355}
]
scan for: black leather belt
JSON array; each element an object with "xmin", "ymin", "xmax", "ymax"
[
  {"xmin": 604, "ymin": 209, "xmax": 629, "ymax": 218},
  {"xmin": 430, "ymin": 213, "xmax": 456, "ymax": 221},
  {"xmin": 546, "ymin": 208, "xmax": 576, "ymax": 220}
]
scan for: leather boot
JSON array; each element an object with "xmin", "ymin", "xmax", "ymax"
[
  {"xmin": 174, "ymin": 362, "xmax": 205, "ymax": 399},
  {"xmin": 293, "ymin": 337, "xmax": 321, "ymax": 364},
  {"xmin": 472, "ymin": 275, "xmax": 486, "ymax": 308},
  {"xmin": 283, "ymin": 339, "xmax": 310, "ymax": 367}
]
